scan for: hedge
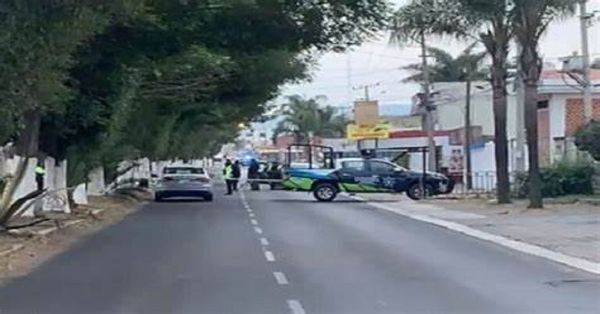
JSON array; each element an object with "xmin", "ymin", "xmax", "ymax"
[{"xmin": 513, "ymin": 162, "xmax": 596, "ymax": 198}]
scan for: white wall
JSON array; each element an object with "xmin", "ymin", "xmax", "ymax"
[
  {"xmin": 432, "ymin": 82, "xmax": 496, "ymax": 136},
  {"xmin": 5, "ymin": 156, "xmax": 71, "ymax": 216},
  {"xmin": 549, "ymin": 94, "xmax": 567, "ymax": 139},
  {"xmin": 87, "ymin": 167, "xmax": 106, "ymax": 196}
]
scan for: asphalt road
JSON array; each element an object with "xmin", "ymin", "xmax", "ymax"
[{"xmin": 0, "ymin": 188, "xmax": 598, "ymax": 314}]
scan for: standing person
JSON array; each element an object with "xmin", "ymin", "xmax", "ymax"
[
  {"xmin": 248, "ymin": 159, "xmax": 260, "ymax": 191},
  {"xmin": 223, "ymin": 159, "xmax": 234, "ymax": 195},
  {"xmin": 35, "ymin": 162, "xmax": 46, "ymax": 192},
  {"xmin": 232, "ymin": 160, "xmax": 241, "ymax": 192}
]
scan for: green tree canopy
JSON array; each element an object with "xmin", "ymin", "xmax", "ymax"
[
  {"xmin": 273, "ymin": 95, "xmax": 348, "ymax": 143},
  {"xmin": 401, "ymin": 44, "xmax": 488, "ymax": 83}
]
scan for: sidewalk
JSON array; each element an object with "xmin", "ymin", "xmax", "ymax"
[{"xmin": 356, "ymin": 193, "xmax": 600, "ymax": 265}]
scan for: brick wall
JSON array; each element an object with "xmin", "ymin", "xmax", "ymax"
[{"xmin": 565, "ymin": 98, "xmax": 600, "ymax": 136}]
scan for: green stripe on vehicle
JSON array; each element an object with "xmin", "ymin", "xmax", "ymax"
[
  {"xmin": 341, "ymin": 183, "xmax": 391, "ymax": 193},
  {"xmin": 283, "ymin": 177, "xmax": 314, "ymax": 191}
]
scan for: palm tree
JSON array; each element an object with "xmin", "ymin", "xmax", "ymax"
[
  {"xmin": 512, "ymin": 0, "xmax": 576, "ymax": 209},
  {"xmin": 391, "ymin": 0, "xmax": 513, "ymax": 203},
  {"xmin": 389, "ymin": 0, "xmax": 442, "ymax": 172},
  {"xmin": 272, "ymin": 95, "xmax": 348, "ymax": 144},
  {"xmin": 401, "ymin": 45, "xmax": 487, "ymax": 83},
  {"xmin": 403, "ymin": 44, "xmax": 487, "ymax": 189}
]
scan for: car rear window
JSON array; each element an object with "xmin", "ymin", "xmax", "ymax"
[
  {"xmin": 341, "ymin": 161, "xmax": 365, "ymax": 171},
  {"xmin": 163, "ymin": 167, "xmax": 205, "ymax": 175}
]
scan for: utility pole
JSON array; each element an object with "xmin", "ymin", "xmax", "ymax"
[
  {"xmin": 464, "ymin": 78, "xmax": 473, "ymax": 190},
  {"xmin": 515, "ymin": 45, "xmax": 526, "ymax": 172},
  {"xmin": 420, "ymin": 31, "xmax": 436, "ymax": 172},
  {"xmin": 346, "ymin": 55, "xmax": 353, "ymax": 106},
  {"xmin": 353, "ymin": 83, "xmax": 380, "ymax": 101},
  {"xmin": 580, "ymin": 0, "xmax": 593, "ymax": 121}
]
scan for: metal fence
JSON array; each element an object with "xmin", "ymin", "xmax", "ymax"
[{"xmin": 444, "ymin": 171, "xmax": 527, "ymax": 198}]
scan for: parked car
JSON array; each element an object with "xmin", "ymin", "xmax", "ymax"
[
  {"xmin": 154, "ymin": 167, "xmax": 213, "ymax": 202},
  {"xmin": 282, "ymin": 158, "xmax": 454, "ymax": 202}
]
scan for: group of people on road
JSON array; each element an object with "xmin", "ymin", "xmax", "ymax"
[{"xmin": 223, "ymin": 159, "xmax": 241, "ymax": 195}]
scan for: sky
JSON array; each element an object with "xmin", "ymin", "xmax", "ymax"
[{"xmin": 253, "ymin": 0, "xmax": 600, "ymax": 135}]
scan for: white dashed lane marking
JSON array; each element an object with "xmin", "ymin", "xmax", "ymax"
[
  {"xmin": 264, "ymin": 250, "xmax": 276, "ymax": 262},
  {"xmin": 273, "ymin": 272, "xmax": 289, "ymax": 285},
  {"xmin": 287, "ymin": 300, "xmax": 306, "ymax": 314},
  {"xmin": 260, "ymin": 237, "xmax": 269, "ymax": 246},
  {"xmin": 241, "ymin": 193, "xmax": 306, "ymax": 313}
]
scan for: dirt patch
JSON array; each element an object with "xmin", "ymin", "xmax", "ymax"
[{"xmin": 0, "ymin": 190, "xmax": 148, "ymax": 286}]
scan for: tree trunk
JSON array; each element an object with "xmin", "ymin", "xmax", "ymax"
[
  {"xmin": 0, "ymin": 110, "xmax": 41, "ymax": 223},
  {"xmin": 520, "ymin": 45, "xmax": 543, "ymax": 209},
  {"xmin": 481, "ymin": 23, "xmax": 512, "ymax": 204},
  {"xmin": 524, "ymin": 82, "xmax": 543, "ymax": 208},
  {"xmin": 490, "ymin": 53, "xmax": 511, "ymax": 204}
]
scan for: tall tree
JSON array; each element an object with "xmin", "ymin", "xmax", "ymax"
[
  {"xmin": 0, "ymin": 0, "xmax": 390, "ymax": 227},
  {"xmin": 393, "ymin": 0, "xmax": 514, "ymax": 203},
  {"xmin": 0, "ymin": 0, "xmax": 142, "ymax": 223},
  {"xmin": 512, "ymin": 0, "xmax": 576, "ymax": 208},
  {"xmin": 389, "ymin": 0, "xmax": 441, "ymax": 171},
  {"xmin": 272, "ymin": 95, "xmax": 348, "ymax": 143},
  {"xmin": 401, "ymin": 45, "xmax": 487, "ymax": 83}
]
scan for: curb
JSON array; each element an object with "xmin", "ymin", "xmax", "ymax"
[
  {"xmin": 350, "ymin": 195, "xmax": 600, "ymax": 275},
  {"xmin": 0, "ymin": 244, "xmax": 24, "ymax": 258}
]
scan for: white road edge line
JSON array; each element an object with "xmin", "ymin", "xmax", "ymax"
[
  {"xmin": 264, "ymin": 250, "xmax": 276, "ymax": 262},
  {"xmin": 287, "ymin": 300, "xmax": 306, "ymax": 314},
  {"xmin": 273, "ymin": 271, "xmax": 289, "ymax": 285},
  {"xmin": 260, "ymin": 237, "xmax": 269, "ymax": 246},
  {"xmin": 253, "ymin": 227, "xmax": 263, "ymax": 235},
  {"xmin": 351, "ymin": 195, "xmax": 600, "ymax": 275},
  {"xmin": 250, "ymin": 219, "xmax": 258, "ymax": 225},
  {"xmin": 249, "ymin": 212, "xmax": 256, "ymax": 218}
]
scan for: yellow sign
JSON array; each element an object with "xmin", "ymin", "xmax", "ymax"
[{"xmin": 347, "ymin": 123, "xmax": 390, "ymax": 140}]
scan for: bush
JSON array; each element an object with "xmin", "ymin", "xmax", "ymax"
[
  {"xmin": 575, "ymin": 120, "xmax": 600, "ymax": 161},
  {"xmin": 512, "ymin": 162, "xmax": 595, "ymax": 198}
]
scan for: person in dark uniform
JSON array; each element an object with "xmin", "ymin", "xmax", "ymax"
[
  {"xmin": 248, "ymin": 159, "xmax": 260, "ymax": 191},
  {"xmin": 232, "ymin": 160, "xmax": 241, "ymax": 191}
]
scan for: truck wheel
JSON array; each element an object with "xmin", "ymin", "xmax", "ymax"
[
  {"xmin": 407, "ymin": 183, "xmax": 433, "ymax": 200},
  {"xmin": 313, "ymin": 183, "xmax": 338, "ymax": 202}
]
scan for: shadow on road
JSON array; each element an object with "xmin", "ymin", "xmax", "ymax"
[
  {"xmin": 155, "ymin": 198, "xmax": 210, "ymax": 203},
  {"xmin": 268, "ymin": 199, "xmax": 397, "ymax": 204}
]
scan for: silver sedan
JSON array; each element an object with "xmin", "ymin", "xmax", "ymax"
[{"xmin": 154, "ymin": 167, "xmax": 213, "ymax": 202}]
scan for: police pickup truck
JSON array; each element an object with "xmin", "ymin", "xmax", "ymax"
[{"xmin": 282, "ymin": 158, "xmax": 454, "ymax": 202}]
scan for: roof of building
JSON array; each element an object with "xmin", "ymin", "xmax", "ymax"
[
  {"xmin": 541, "ymin": 69, "xmax": 600, "ymax": 80},
  {"xmin": 389, "ymin": 130, "xmax": 452, "ymax": 138}
]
